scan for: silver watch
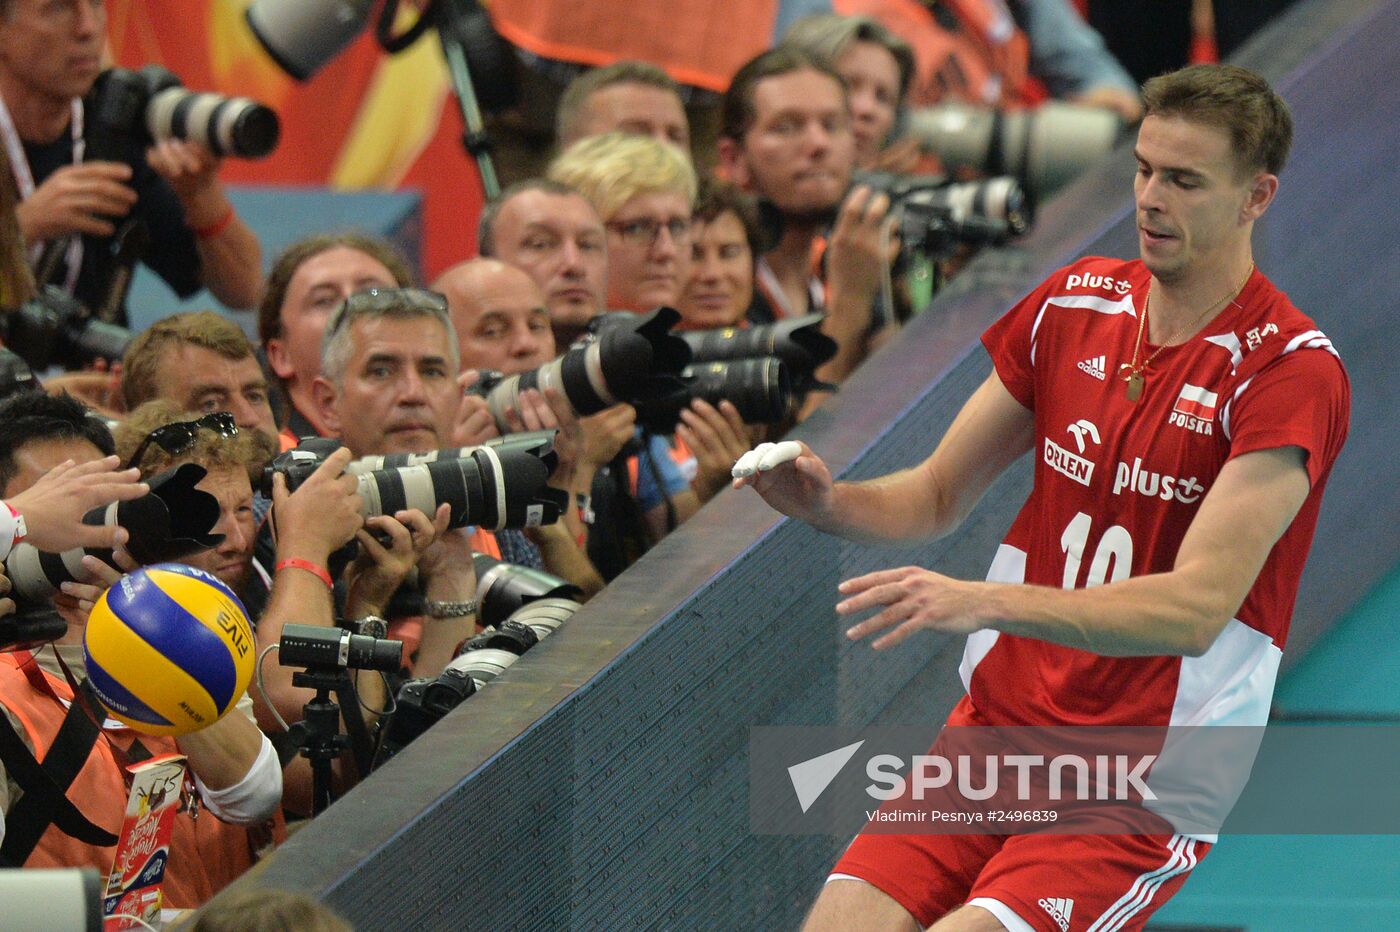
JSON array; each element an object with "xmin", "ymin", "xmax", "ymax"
[
  {"xmin": 350, "ymin": 615, "xmax": 389, "ymax": 638},
  {"xmin": 424, "ymin": 599, "xmax": 478, "ymax": 619}
]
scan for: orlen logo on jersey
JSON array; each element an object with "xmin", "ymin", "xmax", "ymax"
[
  {"xmin": 1044, "ymin": 420, "xmax": 1100, "ymax": 486},
  {"xmin": 1112, "ymin": 457, "xmax": 1207, "ymax": 504},
  {"xmin": 1066, "ymin": 272, "xmax": 1132, "ymax": 295}
]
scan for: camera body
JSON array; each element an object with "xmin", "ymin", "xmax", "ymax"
[
  {"xmin": 855, "ymin": 171, "xmax": 1033, "ymax": 260},
  {"xmin": 0, "ymin": 286, "xmax": 132, "ymax": 372}
]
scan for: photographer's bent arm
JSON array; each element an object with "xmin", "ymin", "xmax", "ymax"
[
  {"xmin": 837, "ymin": 446, "xmax": 1310, "ymax": 658},
  {"xmin": 147, "ymin": 140, "xmax": 262, "ymax": 310}
]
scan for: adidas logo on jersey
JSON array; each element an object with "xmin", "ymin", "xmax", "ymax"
[
  {"xmin": 1077, "ymin": 355, "xmax": 1107, "ymax": 380},
  {"xmin": 1038, "ymin": 897, "xmax": 1074, "ymax": 931}
]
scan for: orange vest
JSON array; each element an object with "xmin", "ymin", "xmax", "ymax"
[
  {"xmin": 487, "ymin": 0, "xmax": 777, "ymax": 92},
  {"xmin": 0, "ymin": 654, "xmax": 273, "ymax": 909},
  {"xmin": 836, "ymin": 0, "xmax": 1031, "ymax": 107}
]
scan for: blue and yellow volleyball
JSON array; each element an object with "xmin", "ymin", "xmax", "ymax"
[{"xmin": 83, "ymin": 563, "xmax": 255, "ymax": 737}]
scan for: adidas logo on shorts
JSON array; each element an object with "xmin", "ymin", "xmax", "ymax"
[
  {"xmin": 1077, "ymin": 355, "xmax": 1107, "ymax": 380},
  {"xmin": 1038, "ymin": 896, "xmax": 1074, "ymax": 931}
]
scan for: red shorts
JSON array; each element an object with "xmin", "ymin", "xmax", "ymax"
[{"xmin": 832, "ymin": 830, "xmax": 1209, "ymax": 930}]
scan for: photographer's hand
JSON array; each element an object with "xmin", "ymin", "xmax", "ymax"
[
  {"xmin": 15, "ymin": 161, "xmax": 137, "ymax": 240},
  {"xmin": 0, "ymin": 571, "xmax": 14, "ymax": 619},
  {"xmin": 451, "ymin": 370, "xmax": 502, "ymax": 447},
  {"xmin": 343, "ymin": 508, "xmax": 440, "ymax": 619},
  {"xmin": 6, "ymin": 456, "xmax": 148, "ymax": 555},
  {"xmin": 677, "ymin": 399, "xmax": 753, "ymax": 503},
  {"xmin": 820, "ymin": 185, "xmax": 901, "ymax": 386},
  {"xmin": 57, "ymin": 549, "xmax": 137, "ymax": 619},
  {"xmin": 269, "ymin": 446, "xmax": 364, "ymax": 562}
]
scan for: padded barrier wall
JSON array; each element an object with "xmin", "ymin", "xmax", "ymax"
[{"xmin": 222, "ymin": 0, "xmax": 1400, "ymax": 926}]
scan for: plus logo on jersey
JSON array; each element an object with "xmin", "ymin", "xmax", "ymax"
[
  {"xmin": 1077, "ymin": 355, "xmax": 1107, "ymax": 380},
  {"xmin": 1168, "ymin": 383, "xmax": 1218, "ymax": 436},
  {"xmin": 1066, "ymin": 271, "xmax": 1132, "ymax": 295},
  {"xmin": 1045, "ymin": 420, "xmax": 1100, "ymax": 486},
  {"xmin": 1112, "ymin": 457, "xmax": 1207, "ymax": 504}
]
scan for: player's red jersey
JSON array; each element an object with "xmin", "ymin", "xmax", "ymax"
[{"xmin": 962, "ymin": 256, "xmax": 1350, "ymax": 729}]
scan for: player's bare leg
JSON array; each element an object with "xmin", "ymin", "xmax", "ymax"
[
  {"xmin": 930, "ymin": 904, "xmax": 1007, "ymax": 930},
  {"xmin": 802, "ymin": 879, "xmax": 921, "ymax": 932}
]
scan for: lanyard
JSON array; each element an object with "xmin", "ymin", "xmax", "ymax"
[
  {"xmin": 756, "ymin": 256, "xmax": 825, "ymax": 321},
  {"xmin": 0, "ymin": 94, "xmax": 86, "ymax": 294}
]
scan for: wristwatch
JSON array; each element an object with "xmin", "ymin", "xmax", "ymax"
[
  {"xmin": 425, "ymin": 599, "xmax": 478, "ymax": 619},
  {"xmin": 350, "ymin": 615, "xmax": 389, "ymax": 638}
]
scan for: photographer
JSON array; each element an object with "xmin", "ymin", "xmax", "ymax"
[
  {"xmin": 259, "ymin": 233, "xmax": 413, "ymax": 446},
  {"xmin": 0, "ymin": 392, "xmax": 280, "ymax": 906},
  {"xmin": 0, "ymin": 0, "xmax": 261, "ymax": 315},
  {"xmin": 717, "ymin": 48, "xmax": 901, "ymax": 389},
  {"xmin": 307, "ymin": 287, "xmax": 481, "ymax": 677},
  {"xmin": 110, "ymin": 399, "xmax": 373, "ymax": 815},
  {"xmin": 435, "ymin": 258, "xmax": 608, "ymax": 597}
]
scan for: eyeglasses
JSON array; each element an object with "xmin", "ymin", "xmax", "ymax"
[
  {"xmin": 324, "ymin": 286, "xmax": 450, "ymax": 346},
  {"xmin": 606, "ymin": 217, "xmax": 691, "ymax": 247},
  {"xmin": 123, "ymin": 412, "xmax": 239, "ymax": 471},
  {"xmin": 342, "ymin": 287, "xmax": 448, "ymax": 314}
]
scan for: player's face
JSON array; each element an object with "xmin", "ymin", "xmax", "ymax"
[
  {"xmin": 322, "ymin": 315, "xmax": 458, "ymax": 456},
  {"xmin": 837, "ymin": 40, "xmax": 902, "ymax": 168},
  {"xmin": 182, "ymin": 465, "xmax": 255, "ymax": 593},
  {"xmin": 678, "ymin": 210, "xmax": 754, "ymax": 330},
  {"xmin": 0, "ymin": 0, "xmax": 105, "ymax": 107},
  {"xmin": 576, "ymin": 82, "xmax": 690, "ymax": 150},
  {"xmin": 728, "ymin": 69, "xmax": 855, "ymax": 220},
  {"xmin": 268, "ymin": 247, "xmax": 399, "ymax": 393},
  {"xmin": 490, "ymin": 191, "xmax": 609, "ymax": 331},
  {"xmin": 1133, "ymin": 115, "xmax": 1264, "ymax": 284}
]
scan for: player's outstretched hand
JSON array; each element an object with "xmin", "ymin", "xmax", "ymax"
[
  {"xmin": 731, "ymin": 440, "xmax": 835, "ymax": 525},
  {"xmin": 7, "ymin": 456, "xmax": 149, "ymax": 553},
  {"xmin": 836, "ymin": 566, "xmax": 983, "ymax": 649}
]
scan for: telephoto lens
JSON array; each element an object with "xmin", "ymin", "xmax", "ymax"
[
  {"xmin": 264, "ymin": 435, "xmax": 568, "ymax": 532},
  {"xmin": 680, "ymin": 313, "xmax": 836, "ymax": 388},
  {"xmin": 472, "ymin": 554, "xmax": 582, "ymax": 628},
  {"xmin": 634, "ymin": 357, "xmax": 794, "ymax": 433},
  {"xmin": 140, "ymin": 66, "xmax": 281, "ymax": 158},
  {"xmin": 4, "ymin": 463, "xmax": 223, "ymax": 603},
  {"xmin": 904, "ymin": 101, "xmax": 1123, "ymax": 199},
  {"xmin": 479, "ymin": 307, "xmax": 692, "ymax": 429}
]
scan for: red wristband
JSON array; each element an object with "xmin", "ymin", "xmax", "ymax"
[
  {"xmin": 192, "ymin": 205, "xmax": 235, "ymax": 240},
  {"xmin": 275, "ymin": 558, "xmax": 333, "ymax": 589}
]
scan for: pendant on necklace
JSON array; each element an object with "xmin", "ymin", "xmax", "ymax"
[{"xmin": 1119, "ymin": 364, "xmax": 1144, "ymax": 402}]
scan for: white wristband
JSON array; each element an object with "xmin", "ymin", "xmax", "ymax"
[{"xmin": 0, "ymin": 501, "xmax": 24, "ymax": 562}]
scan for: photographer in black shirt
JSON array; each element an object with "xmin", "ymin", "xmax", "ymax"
[{"xmin": 0, "ymin": 0, "xmax": 262, "ymax": 317}]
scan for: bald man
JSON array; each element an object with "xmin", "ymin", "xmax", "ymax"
[
  {"xmin": 435, "ymin": 258, "xmax": 558, "ymax": 374},
  {"xmin": 433, "ymin": 258, "xmax": 606, "ymax": 596}
]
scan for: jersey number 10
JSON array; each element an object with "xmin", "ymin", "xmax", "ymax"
[{"xmin": 1060, "ymin": 511, "xmax": 1134, "ymax": 589}]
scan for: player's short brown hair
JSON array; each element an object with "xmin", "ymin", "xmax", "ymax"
[
  {"xmin": 121, "ymin": 310, "xmax": 254, "ymax": 411},
  {"xmin": 1142, "ymin": 64, "xmax": 1293, "ymax": 177},
  {"xmin": 257, "ymin": 233, "xmax": 414, "ymax": 346}
]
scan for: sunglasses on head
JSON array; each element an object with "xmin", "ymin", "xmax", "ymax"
[{"xmin": 123, "ymin": 412, "xmax": 239, "ymax": 471}]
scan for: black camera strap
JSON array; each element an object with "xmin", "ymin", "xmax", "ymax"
[
  {"xmin": 0, "ymin": 685, "xmax": 118, "ymax": 866},
  {"xmin": 336, "ymin": 672, "xmax": 375, "ymax": 780}
]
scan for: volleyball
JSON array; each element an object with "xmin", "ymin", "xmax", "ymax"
[{"xmin": 83, "ymin": 563, "xmax": 255, "ymax": 737}]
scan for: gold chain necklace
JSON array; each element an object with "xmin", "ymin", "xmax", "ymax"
[{"xmin": 1119, "ymin": 264, "xmax": 1253, "ymax": 402}]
